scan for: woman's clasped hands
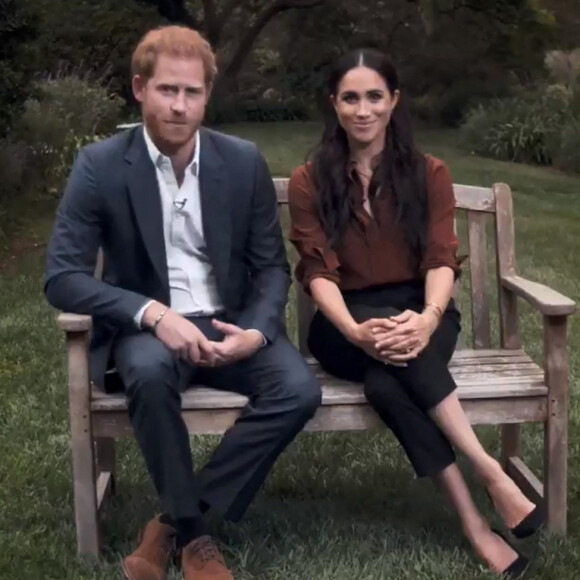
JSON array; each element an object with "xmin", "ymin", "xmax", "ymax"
[{"xmin": 351, "ymin": 309, "xmax": 440, "ymax": 367}]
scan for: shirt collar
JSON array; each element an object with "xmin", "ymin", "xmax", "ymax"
[
  {"xmin": 347, "ymin": 159, "xmax": 358, "ymax": 181},
  {"xmin": 347, "ymin": 156, "xmax": 382, "ymax": 183},
  {"xmin": 143, "ymin": 125, "xmax": 200, "ymax": 177}
]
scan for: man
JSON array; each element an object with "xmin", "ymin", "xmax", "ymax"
[{"xmin": 45, "ymin": 25, "xmax": 321, "ymax": 580}]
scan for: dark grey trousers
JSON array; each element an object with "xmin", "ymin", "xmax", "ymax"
[{"xmin": 113, "ymin": 316, "xmax": 321, "ymax": 522}]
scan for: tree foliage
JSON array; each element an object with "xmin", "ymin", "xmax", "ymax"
[
  {"xmin": 0, "ymin": 0, "xmax": 37, "ymax": 133},
  {"xmin": 271, "ymin": 0, "xmax": 556, "ymax": 124},
  {"xmin": 0, "ymin": 0, "xmax": 573, "ymax": 128}
]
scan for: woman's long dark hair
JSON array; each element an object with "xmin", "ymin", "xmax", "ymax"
[{"xmin": 311, "ymin": 49, "xmax": 428, "ymax": 266}]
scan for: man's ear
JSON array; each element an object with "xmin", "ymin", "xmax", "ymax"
[
  {"xmin": 205, "ymin": 82, "xmax": 213, "ymax": 104},
  {"xmin": 132, "ymin": 74, "xmax": 146, "ymax": 103}
]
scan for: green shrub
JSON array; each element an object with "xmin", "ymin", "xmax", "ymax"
[
  {"xmin": 0, "ymin": 138, "xmax": 27, "ymax": 202},
  {"xmin": 552, "ymin": 118, "xmax": 580, "ymax": 173},
  {"xmin": 0, "ymin": 0, "xmax": 37, "ymax": 135},
  {"xmin": 17, "ymin": 75, "xmax": 122, "ymax": 143},
  {"xmin": 411, "ymin": 72, "xmax": 519, "ymax": 128},
  {"xmin": 412, "ymin": 87, "xmax": 477, "ymax": 128},
  {"xmin": 437, "ymin": 81, "xmax": 501, "ymax": 128},
  {"xmin": 0, "ymin": 138, "xmax": 28, "ymax": 240},
  {"xmin": 209, "ymin": 96, "xmax": 311, "ymax": 125},
  {"xmin": 242, "ymin": 98, "xmax": 311, "ymax": 122},
  {"xmin": 545, "ymin": 49, "xmax": 580, "ymax": 93},
  {"xmin": 461, "ymin": 85, "xmax": 573, "ymax": 165},
  {"xmin": 15, "ymin": 75, "xmax": 122, "ymax": 196}
]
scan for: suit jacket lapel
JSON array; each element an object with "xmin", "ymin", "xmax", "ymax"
[
  {"xmin": 124, "ymin": 128, "xmax": 169, "ymax": 294},
  {"xmin": 199, "ymin": 128, "xmax": 231, "ymax": 299}
]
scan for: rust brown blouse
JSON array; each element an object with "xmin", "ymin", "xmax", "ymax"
[{"xmin": 288, "ymin": 154, "xmax": 461, "ymax": 292}]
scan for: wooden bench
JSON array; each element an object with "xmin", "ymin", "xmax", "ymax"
[{"xmin": 57, "ymin": 178, "xmax": 576, "ymax": 557}]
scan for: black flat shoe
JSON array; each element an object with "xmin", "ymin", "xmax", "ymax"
[
  {"xmin": 492, "ymin": 528, "xmax": 530, "ymax": 579},
  {"xmin": 509, "ymin": 505, "xmax": 544, "ymax": 539},
  {"xmin": 486, "ymin": 490, "xmax": 544, "ymax": 539}
]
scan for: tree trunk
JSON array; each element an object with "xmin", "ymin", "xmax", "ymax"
[
  {"xmin": 219, "ymin": 0, "xmax": 326, "ymax": 86},
  {"xmin": 149, "ymin": 0, "xmax": 199, "ymax": 28},
  {"xmin": 150, "ymin": 0, "xmax": 326, "ymax": 91}
]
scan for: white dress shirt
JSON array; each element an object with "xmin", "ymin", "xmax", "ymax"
[
  {"xmin": 134, "ymin": 127, "xmax": 266, "ymax": 346},
  {"xmin": 134, "ymin": 127, "xmax": 223, "ymax": 325}
]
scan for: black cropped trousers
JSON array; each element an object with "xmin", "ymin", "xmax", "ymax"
[{"xmin": 308, "ymin": 281, "xmax": 461, "ymax": 477}]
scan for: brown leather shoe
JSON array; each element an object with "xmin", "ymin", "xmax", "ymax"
[
  {"xmin": 181, "ymin": 535, "xmax": 234, "ymax": 580},
  {"xmin": 122, "ymin": 515, "xmax": 176, "ymax": 580}
]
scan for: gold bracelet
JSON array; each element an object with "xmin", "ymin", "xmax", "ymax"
[
  {"xmin": 153, "ymin": 306, "xmax": 169, "ymax": 330},
  {"xmin": 425, "ymin": 302, "xmax": 443, "ymax": 319}
]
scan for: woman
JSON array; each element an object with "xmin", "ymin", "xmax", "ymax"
[{"xmin": 288, "ymin": 49, "xmax": 541, "ymax": 577}]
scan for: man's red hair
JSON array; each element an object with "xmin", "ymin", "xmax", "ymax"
[{"xmin": 131, "ymin": 25, "xmax": 217, "ymax": 85}]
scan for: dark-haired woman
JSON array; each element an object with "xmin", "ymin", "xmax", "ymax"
[{"xmin": 288, "ymin": 49, "xmax": 540, "ymax": 577}]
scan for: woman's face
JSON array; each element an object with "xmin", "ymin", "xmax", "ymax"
[{"xmin": 332, "ymin": 65, "xmax": 399, "ymax": 148}]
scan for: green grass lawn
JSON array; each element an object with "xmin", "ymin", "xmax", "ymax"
[{"xmin": 1, "ymin": 122, "xmax": 580, "ymax": 579}]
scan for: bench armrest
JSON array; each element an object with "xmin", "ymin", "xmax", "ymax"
[
  {"xmin": 57, "ymin": 312, "xmax": 92, "ymax": 332},
  {"xmin": 57, "ymin": 313, "xmax": 92, "ymax": 406},
  {"xmin": 501, "ymin": 275, "xmax": 576, "ymax": 317}
]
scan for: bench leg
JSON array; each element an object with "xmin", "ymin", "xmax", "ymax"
[
  {"xmin": 95, "ymin": 437, "xmax": 116, "ymax": 494},
  {"xmin": 500, "ymin": 424, "xmax": 521, "ymax": 469},
  {"xmin": 67, "ymin": 332, "xmax": 101, "ymax": 557},
  {"xmin": 72, "ymin": 429, "xmax": 100, "ymax": 556},
  {"xmin": 544, "ymin": 415, "xmax": 567, "ymax": 534},
  {"xmin": 543, "ymin": 315, "xmax": 569, "ymax": 535}
]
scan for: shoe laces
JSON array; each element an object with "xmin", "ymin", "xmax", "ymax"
[{"xmin": 185, "ymin": 536, "xmax": 225, "ymax": 564}]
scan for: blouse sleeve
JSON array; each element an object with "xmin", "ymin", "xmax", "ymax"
[
  {"xmin": 420, "ymin": 156, "xmax": 461, "ymax": 278},
  {"xmin": 287, "ymin": 164, "xmax": 341, "ymax": 291}
]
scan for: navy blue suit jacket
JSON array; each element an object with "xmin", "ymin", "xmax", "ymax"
[{"xmin": 45, "ymin": 126, "xmax": 290, "ymax": 386}]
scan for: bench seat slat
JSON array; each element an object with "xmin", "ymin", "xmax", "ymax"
[
  {"xmin": 91, "ymin": 381, "xmax": 548, "ymax": 412},
  {"xmin": 447, "ymin": 349, "xmax": 525, "ymax": 359},
  {"xmin": 306, "ymin": 354, "xmax": 533, "ymax": 367},
  {"xmin": 448, "ymin": 356, "xmax": 533, "ymax": 366},
  {"xmin": 446, "ymin": 362, "xmax": 540, "ymax": 374},
  {"xmin": 310, "ymin": 364, "xmax": 543, "ymax": 378},
  {"xmin": 91, "ymin": 351, "xmax": 546, "ymax": 412},
  {"xmin": 92, "ymin": 396, "xmax": 548, "ymax": 438}
]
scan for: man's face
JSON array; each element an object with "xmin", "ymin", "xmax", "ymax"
[{"xmin": 133, "ymin": 54, "xmax": 210, "ymax": 153}]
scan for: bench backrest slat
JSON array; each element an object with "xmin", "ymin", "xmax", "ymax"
[
  {"xmin": 494, "ymin": 183, "xmax": 521, "ymax": 349},
  {"xmin": 468, "ymin": 211, "xmax": 492, "ymax": 348}
]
